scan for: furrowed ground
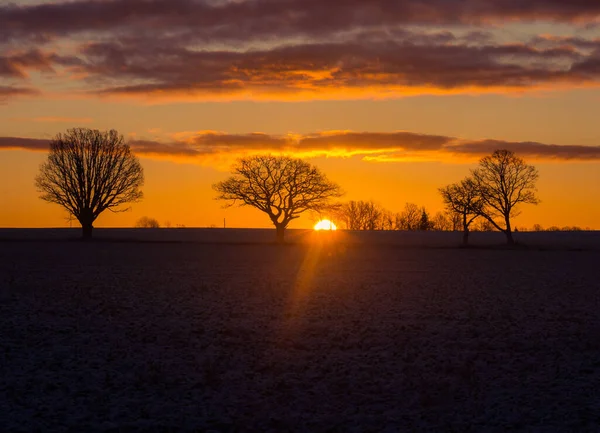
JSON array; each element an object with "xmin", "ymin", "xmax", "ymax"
[{"xmin": 1, "ymin": 239, "xmax": 599, "ymax": 431}]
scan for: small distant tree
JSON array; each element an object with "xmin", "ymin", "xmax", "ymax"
[
  {"xmin": 532, "ymin": 224, "xmax": 544, "ymax": 232},
  {"xmin": 473, "ymin": 219, "xmax": 496, "ymax": 232},
  {"xmin": 431, "ymin": 212, "xmax": 452, "ymax": 231},
  {"xmin": 439, "ymin": 177, "xmax": 482, "ymax": 246},
  {"xmin": 380, "ymin": 209, "xmax": 395, "ymax": 231},
  {"xmin": 450, "ymin": 212, "xmax": 463, "ymax": 231},
  {"xmin": 337, "ymin": 200, "xmax": 384, "ymax": 230},
  {"xmin": 418, "ymin": 208, "xmax": 431, "ymax": 231},
  {"xmin": 213, "ymin": 155, "xmax": 343, "ymax": 243},
  {"xmin": 35, "ymin": 128, "xmax": 144, "ymax": 240},
  {"xmin": 397, "ymin": 203, "xmax": 421, "ymax": 231},
  {"xmin": 363, "ymin": 201, "xmax": 383, "ymax": 230},
  {"xmin": 472, "ymin": 149, "xmax": 539, "ymax": 245},
  {"xmin": 135, "ymin": 216, "xmax": 160, "ymax": 228}
]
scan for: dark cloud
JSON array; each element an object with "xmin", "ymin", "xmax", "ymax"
[
  {"xmin": 3, "ymin": 130, "xmax": 598, "ymax": 162},
  {"xmin": 449, "ymin": 139, "xmax": 600, "ymax": 160},
  {"xmin": 1, "ymin": 1, "xmax": 599, "ymax": 99},
  {"xmin": 130, "ymin": 133, "xmax": 292, "ymax": 156},
  {"xmin": 0, "ymin": 136, "xmax": 49, "ymax": 150},
  {"xmin": 0, "ymin": 49, "xmax": 66, "ymax": 78},
  {"xmin": 298, "ymin": 132, "xmax": 451, "ymax": 151},
  {"xmin": 1, "ymin": 0, "xmax": 599, "ymax": 45},
  {"xmin": 0, "ymin": 85, "xmax": 38, "ymax": 99},
  {"xmin": 68, "ymin": 38, "xmax": 596, "ymax": 98}
]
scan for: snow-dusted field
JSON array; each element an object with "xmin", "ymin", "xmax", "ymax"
[
  {"xmin": 1, "ymin": 234, "xmax": 600, "ymax": 431},
  {"xmin": 1, "ymin": 227, "xmax": 599, "ymax": 248}
]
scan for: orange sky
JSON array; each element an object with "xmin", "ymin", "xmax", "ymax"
[{"xmin": 1, "ymin": 1, "xmax": 599, "ymax": 230}]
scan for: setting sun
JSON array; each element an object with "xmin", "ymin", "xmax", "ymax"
[{"xmin": 314, "ymin": 220, "xmax": 337, "ymax": 231}]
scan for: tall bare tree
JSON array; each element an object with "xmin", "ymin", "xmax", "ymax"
[
  {"xmin": 439, "ymin": 177, "xmax": 482, "ymax": 246},
  {"xmin": 472, "ymin": 149, "xmax": 539, "ymax": 245},
  {"xmin": 36, "ymin": 128, "xmax": 144, "ymax": 239},
  {"xmin": 213, "ymin": 155, "xmax": 343, "ymax": 242}
]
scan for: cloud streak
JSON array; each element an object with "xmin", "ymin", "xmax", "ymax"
[
  {"xmin": 10, "ymin": 116, "xmax": 94, "ymax": 123},
  {"xmin": 2, "ymin": 130, "xmax": 599, "ymax": 163}
]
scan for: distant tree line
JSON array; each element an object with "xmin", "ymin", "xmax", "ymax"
[
  {"xmin": 334, "ymin": 201, "xmax": 450, "ymax": 232},
  {"xmin": 530, "ymin": 224, "xmax": 591, "ymax": 232},
  {"xmin": 35, "ymin": 128, "xmax": 557, "ymax": 245}
]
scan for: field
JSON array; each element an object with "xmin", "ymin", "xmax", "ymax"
[{"xmin": 1, "ymin": 229, "xmax": 600, "ymax": 431}]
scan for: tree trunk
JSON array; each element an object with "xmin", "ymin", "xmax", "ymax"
[
  {"xmin": 275, "ymin": 224, "xmax": 285, "ymax": 243},
  {"xmin": 82, "ymin": 223, "xmax": 93, "ymax": 240},
  {"xmin": 505, "ymin": 230, "xmax": 514, "ymax": 245},
  {"xmin": 462, "ymin": 229, "xmax": 469, "ymax": 246},
  {"xmin": 79, "ymin": 210, "xmax": 96, "ymax": 240},
  {"xmin": 504, "ymin": 215, "xmax": 514, "ymax": 245}
]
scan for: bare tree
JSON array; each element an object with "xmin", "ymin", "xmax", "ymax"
[
  {"xmin": 397, "ymin": 203, "xmax": 421, "ymax": 231},
  {"xmin": 337, "ymin": 200, "xmax": 384, "ymax": 230},
  {"xmin": 449, "ymin": 211, "xmax": 463, "ymax": 231},
  {"xmin": 36, "ymin": 128, "xmax": 144, "ymax": 240},
  {"xmin": 135, "ymin": 216, "xmax": 160, "ymax": 228},
  {"xmin": 380, "ymin": 209, "xmax": 395, "ymax": 231},
  {"xmin": 473, "ymin": 218, "xmax": 496, "ymax": 232},
  {"xmin": 439, "ymin": 177, "xmax": 482, "ymax": 246},
  {"xmin": 336, "ymin": 201, "xmax": 362, "ymax": 230},
  {"xmin": 213, "ymin": 155, "xmax": 343, "ymax": 242},
  {"xmin": 431, "ymin": 211, "xmax": 452, "ymax": 231},
  {"xmin": 472, "ymin": 149, "xmax": 539, "ymax": 245},
  {"xmin": 418, "ymin": 208, "xmax": 431, "ymax": 231},
  {"xmin": 363, "ymin": 201, "xmax": 383, "ymax": 230}
]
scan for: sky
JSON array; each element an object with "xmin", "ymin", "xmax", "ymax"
[{"xmin": 1, "ymin": 0, "xmax": 599, "ymax": 230}]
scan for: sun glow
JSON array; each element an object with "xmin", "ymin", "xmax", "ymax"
[{"xmin": 314, "ymin": 219, "xmax": 337, "ymax": 231}]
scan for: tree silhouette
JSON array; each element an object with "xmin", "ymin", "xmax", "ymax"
[
  {"xmin": 213, "ymin": 155, "xmax": 343, "ymax": 242},
  {"xmin": 430, "ymin": 211, "xmax": 452, "ymax": 231},
  {"xmin": 380, "ymin": 209, "xmax": 395, "ymax": 230},
  {"xmin": 439, "ymin": 177, "xmax": 482, "ymax": 246},
  {"xmin": 337, "ymin": 200, "xmax": 384, "ymax": 230},
  {"xmin": 135, "ymin": 216, "xmax": 160, "ymax": 228},
  {"xmin": 418, "ymin": 208, "xmax": 431, "ymax": 231},
  {"xmin": 472, "ymin": 149, "xmax": 539, "ymax": 245},
  {"xmin": 35, "ymin": 128, "xmax": 144, "ymax": 240},
  {"xmin": 397, "ymin": 203, "xmax": 421, "ymax": 231}
]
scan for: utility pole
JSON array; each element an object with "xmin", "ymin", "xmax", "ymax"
[{"xmin": 223, "ymin": 218, "xmax": 226, "ymax": 229}]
